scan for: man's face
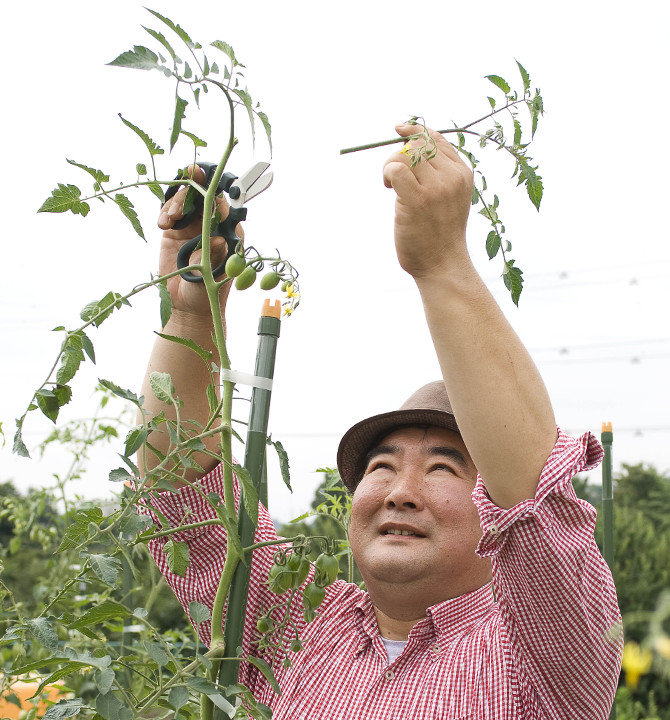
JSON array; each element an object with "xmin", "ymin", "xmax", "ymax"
[{"xmin": 348, "ymin": 425, "xmax": 491, "ymax": 607}]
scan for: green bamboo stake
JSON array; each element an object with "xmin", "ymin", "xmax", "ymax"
[
  {"xmin": 216, "ymin": 299, "xmax": 282, "ymax": 712},
  {"xmin": 601, "ymin": 421, "xmax": 616, "ymax": 720}
]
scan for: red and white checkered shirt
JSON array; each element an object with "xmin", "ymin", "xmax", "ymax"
[{"xmin": 145, "ymin": 429, "xmax": 622, "ymax": 719}]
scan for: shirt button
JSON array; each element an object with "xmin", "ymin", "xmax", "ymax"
[
  {"xmin": 490, "ymin": 524, "xmax": 499, "ymax": 534},
  {"xmin": 430, "ymin": 644, "xmax": 441, "ymax": 654},
  {"xmin": 384, "ymin": 670, "xmax": 394, "ymax": 681},
  {"xmin": 357, "ymin": 644, "xmax": 365, "ymax": 652}
]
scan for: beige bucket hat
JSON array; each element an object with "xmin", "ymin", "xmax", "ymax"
[{"xmin": 336, "ymin": 381, "xmax": 460, "ymax": 491}]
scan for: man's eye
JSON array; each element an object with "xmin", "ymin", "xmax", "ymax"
[
  {"xmin": 367, "ymin": 461, "xmax": 391, "ymax": 474},
  {"xmin": 430, "ymin": 464, "xmax": 454, "ymax": 474}
]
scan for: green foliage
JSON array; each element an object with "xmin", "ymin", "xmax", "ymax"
[
  {"xmin": 575, "ymin": 464, "xmax": 670, "ymax": 718},
  {"xmin": 342, "ymin": 60, "xmax": 545, "ymax": 305}
]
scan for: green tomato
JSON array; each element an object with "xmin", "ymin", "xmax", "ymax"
[
  {"xmin": 260, "ymin": 271, "xmax": 281, "ymax": 290},
  {"xmin": 224, "ymin": 253, "xmax": 246, "ymax": 278},
  {"xmin": 268, "ymin": 563, "xmax": 292, "ymax": 594},
  {"xmin": 315, "ymin": 553, "xmax": 339, "ymax": 587},
  {"xmin": 302, "ymin": 581, "xmax": 326, "ymax": 609},
  {"xmin": 234, "ymin": 266, "xmax": 257, "ymax": 290},
  {"xmin": 256, "ymin": 616, "xmax": 272, "ymax": 634},
  {"xmin": 287, "ymin": 553, "xmax": 310, "ymax": 587}
]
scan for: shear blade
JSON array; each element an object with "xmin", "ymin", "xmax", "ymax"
[{"xmin": 234, "ymin": 161, "xmax": 272, "ymax": 201}]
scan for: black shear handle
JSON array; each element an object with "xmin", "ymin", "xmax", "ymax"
[
  {"xmin": 176, "ymin": 207, "xmax": 247, "ymax": 283},
  {"xmin": 164, "ymin": 162, "xmax": 237, "ymax": 231}
]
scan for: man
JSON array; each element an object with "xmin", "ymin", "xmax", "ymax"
[{"xmin": 140, "ymin": 125, "xmax": 623, "ymax": 718}]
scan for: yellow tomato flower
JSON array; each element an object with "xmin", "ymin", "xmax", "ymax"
[
  {"xmin": 622, "ymin": 642, "xmax": 653, "ymax": 690},
  {"xmin": 283, "ymin": 305, "xmax": 294, "ymax": 317},
  {"xmin": 285, "ymin": 283, "xmax": 300, "ymax": 300},
  {"xmin": 400, "ymin": 143, "xmax": 412, "ymax": 156}
]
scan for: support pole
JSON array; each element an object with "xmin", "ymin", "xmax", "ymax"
[{"xmin": 216, "ymin": 300, "xmax": 281, "ymax": 711}]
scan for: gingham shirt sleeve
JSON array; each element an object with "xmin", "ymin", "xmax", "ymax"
[
  {"xmin": 141, "ymin": 465, "xmax": 291, "ymax": 653},
  {"xmin": 473, "ymin": 429, "xmax": 623, "ymax": 718}
]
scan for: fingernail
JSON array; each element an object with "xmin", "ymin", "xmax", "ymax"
[{"xmin": 158, "ymin": 211, "xmax": 169, "ymax": 227}]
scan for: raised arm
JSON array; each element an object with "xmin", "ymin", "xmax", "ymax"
[
  {"xmin": 138, "ymin": 165, "xmax": 238, "ymax": 482},
  {"xmin": 383, "ymin": 124, "xmax": 557, "ymax": 508}
]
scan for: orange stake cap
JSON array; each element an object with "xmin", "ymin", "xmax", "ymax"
[
  {"xmin": 601, "ymin": 421, "xmax": 613, "ymax": 433},
  {"xmin": 262, "ymin": 299, "xmax": 281, "ymax": 318}
]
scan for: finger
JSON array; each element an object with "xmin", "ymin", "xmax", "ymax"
[{"xmin": 383, "ymin": 155, "xmax": 419, "ymax": 193}]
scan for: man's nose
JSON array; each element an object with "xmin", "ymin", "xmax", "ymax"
[{"xmin": 384, "ymin": 471, "xmax": 423, "ymax": 510}]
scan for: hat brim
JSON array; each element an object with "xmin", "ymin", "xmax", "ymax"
[{"xmin": 336, "ymin": 408, "xmax": 460, "ymax": 492}]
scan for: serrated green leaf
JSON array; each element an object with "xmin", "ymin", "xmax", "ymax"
[
  {"xmin": 170, "ymin": 96, "xmax": 188, "ymax": 151},
  {"xmin": 69, "ymin": 600, "xmax": 130, "ymax": 630},
  {"xmin": 96, "ymin": 690, "xmax": 133, "ymax": 720},
  {"xmin": 31, "ymin": 663, "xmax": 86, "ymax": 698},
  {"xmin": 114, "ymin": 194, "xmax": 145, "ymax": 240},
  {"xmin": 168, "ymin": 686, "xmax": 189, "ymax": 712},
  {"xmin": 80, "ymin": 331, "xmax": 95, "ymax": 363},
  {"xmin": 43, "ymin": 699, "xmax": 85, "ymax": 720},
  {"xmin": 80, "ymin": 291, "xmax": 129, "ymax": 328},
  {"xmin": 56, "ymin": 344, "xmax": 84, "ymax": 385},
  {"xmin": 88, "ymin": 554, "xmax": 122, "ymax": 586},
  {"xmin": 189, "ymin": 601, "xmax": 211, "ymax": 625},
  {"xmin": 234, "ymin": 464, "xmax": 258, "ymax": 526},
  {"xmin": 98, "ymin": 379, "xmax": 141, "ymax": 405},
  {"xmin": 145, "ymin": 9, "xmax": 196, "ymax": 49},
  {"xmin": 95, "ymin": 667, "xmax": 115, "ymax": 695},
  {"xmin": 143, "ymin": 640, "xmax": 170, "ymax": 667},
  {"xmin": 181, "ymin": 130, "xmax": 207, "ymax": 148},
  {"xmin": 36, "ymin": 390, "xmax": 60, "ymax": 423},
  {"xmin": 486, "ymin": 231, "xmax": 501, "ymax": 260},
  {"xmin": 142, "ymin": 25, "xmax": 177, "ymax": 62},
  {"xmin": 184, "ymin": 61, "xmax": 192, "ymax": 79},
  {"xmin": 487, "ymin": 96, "xmax": 496, "ymax": 110},
  {"xmin": 120, "ymin": 510, "xmax": 152, "ymax": 536},
  {"xmin": 136, "ymin": 163, "xmax": 147, "ymax": 175},
  {"xmin": 163, "ymin": 538, "xmax": 190, "ymax": 576},
  {"xmin": 124, "ymin": 425, "xmax": 148, "ymax": 456},
  {"xmin": 147, "ymin": 181, "xmax": 165, "ymax": 202},
  {"xmin": 257, "ymin": 110, "xmax": 272, "ymax": 155},
  {"xmin": 211, "ymin": 39, "xmax": 237, "ymax": 66},
  {"xmin": 118, "ymin": 114, "xmax": 164, "ymax": 157},
  {"xmin": 57, "ymin": 507, "xmax": 104, "ymax": 551},
  {"xmin": 513, "ymin": 118, "xmax": 522, "ymax": 146},
  {"xmin": 66, "ymin": 159, "xmax": 110, "ymax": 185},
  {"xmin": 485, "ymin": 74, "xmax": 510, "ymax": 94},
  {"xmin": 245, "ymin": 655, "xmax": 280, "ymax": 694},
  {"xmin": 267, "ymin": 437, "xmax": 291, "ymax": 492},
  {"xmin": 27, "ymin": 618, "xmax": 59, "ymax": 652},
  {"xmin": 232, "ymin": 88, "xmax": 255, "ymax": 147},
  {"xmin": 107, "ymin": 45, "xmax": 160, "ymax": 71},
  {"xmin": 38, "ymin": 184, "xmax": 90, "ymax": 216},
  {"xmin": 150, "ymin": 371, "xmax": 176, "ymax": 404},
  {"xmin": 503, "ymin": 260, "xmax": 524, "ymax": 306},
  {"xmin": 516, "ymin": 59, "xmax": 531, "ymax": 92},
  {"xmin": 157, "ymin": 282, "xmax": 172, "ymax": 328},
  {"xmin": 109, "ymin": 467, "xmax": 133, "ymax": 483},
  {"xmin": 206, "ymin": 383, "xmax": 218, "ymax": 413},
  {"xmin": 155, "ymin": 332, "xmax": 213, "ymax": 362}
]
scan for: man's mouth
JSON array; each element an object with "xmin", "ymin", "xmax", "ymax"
[{"xmin": 380, "ymin": 527, "xmax": 425, "ymax": 538}]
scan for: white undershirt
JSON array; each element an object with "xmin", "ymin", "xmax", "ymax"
[{"xmin": 382, "ymin": 637, "xmax": 407, "ymax": 664}]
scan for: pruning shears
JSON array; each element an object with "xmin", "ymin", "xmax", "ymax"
[{"xmin": 165, "ymin": 161, "xmax": 273, "ymax": 283}]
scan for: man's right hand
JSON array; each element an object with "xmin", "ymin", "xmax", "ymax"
[{"xmin": 156, "ymin": 164, "xmax": 243, "ymax": 321}]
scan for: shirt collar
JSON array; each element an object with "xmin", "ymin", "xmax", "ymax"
[{"xmin": 353, "ymin": 582, "xmax": 495, "ymax": 647}]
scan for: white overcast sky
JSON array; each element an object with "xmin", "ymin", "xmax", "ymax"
[{"xmin": 2, "ymin": 0, "xmax": 669, "ymax": 522}]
